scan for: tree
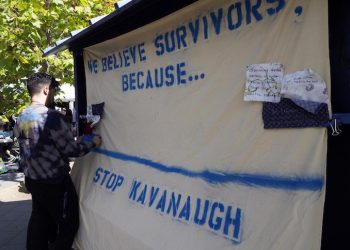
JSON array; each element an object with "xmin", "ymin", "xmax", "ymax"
[{"xmin": 0, "ymin": 0, "xmax": 115, "ymax": 117}]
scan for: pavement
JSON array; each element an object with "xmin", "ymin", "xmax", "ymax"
[{"xmin": 0, "ymin": 172, "xmax": 31, "ymax": 250}]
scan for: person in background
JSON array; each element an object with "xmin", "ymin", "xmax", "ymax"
[
  {"xmin": 0, "ymin": 121, "xmax": 6, "ymax": 161},
  {"xmin": 0, "ymin": 122, "xmax": 4, "ymax": 133},
  {"xmin": 14, "ymin": 72, "xmax": 102, "ymax": 250},
  {"xmin": 56, "ymin": 102, "xmax": 73, "ymax": 126}
]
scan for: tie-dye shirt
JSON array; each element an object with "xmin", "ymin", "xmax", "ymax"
[{"xmin": 14, "ymin": 104, "xmax": 95, "ymax": 183}]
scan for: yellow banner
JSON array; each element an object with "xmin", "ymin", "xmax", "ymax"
[{"xmin": 72, "ymin": 0, "xmax": 329, "ymax": 249}]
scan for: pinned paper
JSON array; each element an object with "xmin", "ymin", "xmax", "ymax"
[
  {"xmin": 81, "ymin": 102, "xmax": 105, "ymax": 127},
  {"xmin": 244, "ymin": 63, "xmax": 284, "ymax": 103},
  {"xmin": 281, "ymin": 69, "xmax": 328, "ymax": 113}
]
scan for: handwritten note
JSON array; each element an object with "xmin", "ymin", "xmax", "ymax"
[
  {"xmin": 244, "ymin": 63, "xmax": 284, "ymax": 103},
  {"xmin": 281, "ymin": 68, "xmax": 328, "ymax": 103}
]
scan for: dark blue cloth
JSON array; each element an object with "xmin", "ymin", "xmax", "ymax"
[{"xmin": 263, "ymin": 98, "xmax": 329, "ymax": 129}]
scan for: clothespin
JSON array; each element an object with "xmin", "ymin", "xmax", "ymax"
[
  {"xmin": 329, "ymin": 119, "xmax": 342, "ymax": 136},
  {"xmin": 330, "ymin": 113, "xmax": 350, "ymax": 136}
]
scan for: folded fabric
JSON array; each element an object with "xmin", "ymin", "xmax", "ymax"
[
  {"xmin": 85, "ymin": 102, "xmax": 105, "ymax": 127},
  {"xmin": 262, "ymin": 98, "xmax": 329, "ymax": 129},
  {"xmin": 91, "ymin": 102, "xmax": 105, "ymax": 116},
  {"xmin": 290, "ymin": 99, "xmax": 323, "ymax": 114}
]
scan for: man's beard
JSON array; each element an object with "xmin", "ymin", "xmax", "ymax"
[{"xmin": 45, "ymin": 97, "xmax": 55, "ymax": 109}]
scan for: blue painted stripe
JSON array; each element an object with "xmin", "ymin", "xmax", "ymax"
[{"xmin": 94, "ymin": 148, "xmax": 324, "ymax": 191}]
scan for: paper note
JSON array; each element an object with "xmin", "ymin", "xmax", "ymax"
[
  {"xmin": 281, "ymin": 68, "xmax": 328, "ymax": 103},
  {"xmin": 244, "ymin": 63, "xmax": 284, "ymax": 103}
]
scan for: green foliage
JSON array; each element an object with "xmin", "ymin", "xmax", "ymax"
[{"xmin": 0, "ymin": 0, "xmax": 115, "ymax": 117}]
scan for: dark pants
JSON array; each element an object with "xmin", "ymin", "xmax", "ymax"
[{"xmin": 25, "ymin": 175, "xmax": 79, "ymax": 250}]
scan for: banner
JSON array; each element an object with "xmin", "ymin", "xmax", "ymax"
[{"xmin": 72, "ymin": 0, "xmax": 329, "ymax": 249}]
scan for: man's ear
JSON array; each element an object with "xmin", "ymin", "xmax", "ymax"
[{"xmin": 43, "ymin": 86, "xmax": 49, "ymax": 95}]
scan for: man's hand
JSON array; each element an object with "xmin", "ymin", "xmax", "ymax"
[{"xmin": 92, "ymin": 135, "xmax": 102, "ymax": 147}]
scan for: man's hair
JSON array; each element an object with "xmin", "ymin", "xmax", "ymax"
[{"xmin": 26, "ymin": 72, "xmax": 59, "ymax": 96}]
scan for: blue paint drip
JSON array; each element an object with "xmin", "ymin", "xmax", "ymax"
[
  {"xmin": 93, "ymin": 148, "xmax": 324, "ymax": 191},
  {"xmin": 295, "ymin": 6, "xmax": 303, "ymax": 16}
]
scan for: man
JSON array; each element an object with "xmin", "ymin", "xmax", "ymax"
[{"xmin": 14, "ymin": 72, "xmax": 102, "ymax": 250}]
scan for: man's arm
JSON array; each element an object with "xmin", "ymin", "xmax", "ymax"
[{"xmin": 48, "ymin": 111, "xmax": 101, "ymax": 157}]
